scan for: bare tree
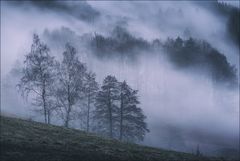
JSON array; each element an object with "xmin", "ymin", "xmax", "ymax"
[
  {"xmin": 55, "ymin": 43, "xmax": 87, "ymax": 128},
  {"xmin": 18, "ymin": 34, "xmax": 56, "ymax": 124}
]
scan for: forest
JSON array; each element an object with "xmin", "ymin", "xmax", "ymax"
[
  {"xmin": 90, "ymin": 26, "xmax": 237, "ymax": 87},
  {"xmin": 1, "ymin": 0, "xmax": 239, "ymax": 160},
  {"xmin": 17, "ymin": 34, "xmax": 149, "ymax": 142}
]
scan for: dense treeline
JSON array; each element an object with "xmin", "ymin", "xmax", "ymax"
[
  {"xmin": 200, "ymin": 1, "xmax": 240, "ymax": 46},
  {"xmin": 18, "ymin": 34, "xmax": 149, "ymax": 142},
  {"xmin": 162, "ymin": 37, "xmax": 237, "ymax": 87},
  {"xmin": 214, "ymin": 2, "xmax": 240, "ymax": 46},
  {"xmin": 91, "ymin": 26, "xmax": 150, "ymax": 59},
  {"xmin": 228, "ymin": 9, "xmax": 240, "ymax": 46},
  {"xmin": 90, "ymin": 26, "xmax": 237, "ymax": 88}
]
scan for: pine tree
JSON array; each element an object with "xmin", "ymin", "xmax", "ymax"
[
  {"xmin": 119, "ymin": 81, "xmax": 149, "ymax": 142},
  {"xmin": 94, "ymin": 75, "xmax": 119, "ymax": 138}
]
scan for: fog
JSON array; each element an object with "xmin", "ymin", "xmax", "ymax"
[{"xmin": 1, "ymin": 1, "xmax": 239, "ymax": 158}]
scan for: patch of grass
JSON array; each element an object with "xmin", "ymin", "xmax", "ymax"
[{"xmin": 0, "ymin": 116, "xmax": 222, "ymax": 161}]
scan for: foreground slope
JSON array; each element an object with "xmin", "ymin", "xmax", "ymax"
[{"xmin": 0, "ymin": 116, "xmax": 220, "ymax": 161}]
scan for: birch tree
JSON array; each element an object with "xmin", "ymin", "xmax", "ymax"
[
  {"xmin": 18, "ymin": 34, "xmax": 56, "ymax": 124},
  {"xmin": 55, "ymin": 43, "xmax": 87, "ymax": 128},
  {"xmin": 84, "ymin": 72, "xmax": 99, "ymax": 132}
]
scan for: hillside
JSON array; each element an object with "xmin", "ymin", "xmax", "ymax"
[{"xmin": 0, "ymin": 116, "xmax": 222, "ymax": 161}]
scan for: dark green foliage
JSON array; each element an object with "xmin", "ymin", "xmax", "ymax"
[
  {"xmin": 119, "ymin": 81, "xmax": 149, "ymax": 142},
  {"xmin": 227, "ymin": 9, "xmax": 240, "ymax": 46},
  {"xmin": 94, "ymin": 77, "xmax": 149, "ymax": 142},
  {"xmin": 202, "ymin": 1, "xmax": 240, "ymax": 46},
  {"xmin": 89, "ymin": 26, "xmax": 237, "ymax": 87},
  {"xmin": 214, "ymin": 2, "xmax": 240, "ymax": 46},
  {"xmin": 0, "ymin": 116, "xmax": 221, "ymax": 161},
  {"xmin": 208, "ymin": 1, "xmax": 234, "ymax": 15},
  {"xmin": 90, "ymin": 26, "xmax": 150, "ymax": 58},
  {"xmin": 163, "ymin": 37, "xmax": 237, "ymax": 87},
  {"xmin": 94, "ymin": 75, "xmax": 120, "ymax": 138},
  {"xmin": 207, "ymin": 49, "xmax": 237, "ymax": 84}
]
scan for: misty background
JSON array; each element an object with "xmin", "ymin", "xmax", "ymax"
[{"xmin": 1, "ymin": 0, "xmax": 239, "ymax": 158}]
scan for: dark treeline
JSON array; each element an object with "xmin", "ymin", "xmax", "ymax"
[
  {"xmin": 227, "ymin": 8, "xmax": 240, "ymax": 46},
  {"xmin": 214, "ymin": 2, "xmax": 240, "ymax": 46},
  {"xmin": 17, "ymin": 34, "xmax": 149, "ymax": 142},
  {"xmin": 90, "ymin": 26, "xmax": 237, "ymax": 88},
  {"xmin": 91, "ymin": 26, "xmax": 150, "ymax": 59},
  {"xmin": 198, "ymin": 0, "xmax": 240, "ymax": 46},
  {"xmin": 162, "ymin": 37, "xmax": 237, "ymax": 88}
]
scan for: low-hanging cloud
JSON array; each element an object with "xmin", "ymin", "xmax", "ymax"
[
  {"xmin": 7, "ymin": 0, "xmax": 100, "ymax": 22},
  {"xmin": 1, "ymin": 0, "xmax": 239, "ymax": 158}
]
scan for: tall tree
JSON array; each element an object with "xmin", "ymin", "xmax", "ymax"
[
  {"xmin": 55, "ymin": 43, "xmax": 87, "ymax": 128},
  {"xmin": 94, "ymin": 75, "xmax": 119, "ymax": 138},
  {"xmin": 84, "ymin": 72, "xmax": 99, "ymax": 132},
  {"xmin": 119, "ymin": 81, "xmax": 149, "ymax": 142},
  {"xmin": 18, "ymin": 34, "xmax": 56, "ymax": 124},
  {"xmin": 196, "ymin": 144, "xmax": 201, "ymax": 157}
]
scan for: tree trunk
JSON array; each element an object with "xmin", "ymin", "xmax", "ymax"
[
  {"xmin": 65, "ymin": 107, "xmax": 71, "ymax": 128},
  {"xmin": 87, "ymin": 94, "xmax": 90, "ymax": 132},
  {"xmin": 65, "ymin": 84, "xmax": 71, "ymax": 128},
  {"xmin": 65, "ymin": 117, "xmax": 69, "ymax": 128},
  {"xmin": 109, "ymin": 106, "xmax": 113, "ymax": 138},
  {"xmin": 47, "ymin": 110, "xmax": 51, "ymax": 124},
  {"xmin": 108, "ymin": 89, "xmax": 113, "ymax": 138},
  {"xmin": 120, "ymin": 92, "xmax": 123, "ymax": 141},
  {"xmin": 42, "ymin": 86, "xmax": 47, "ymax": 124}
]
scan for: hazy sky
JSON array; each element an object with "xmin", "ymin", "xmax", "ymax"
[{"xmin": 1, "ymin": 1, "xmax": 239, "ymax": 157}]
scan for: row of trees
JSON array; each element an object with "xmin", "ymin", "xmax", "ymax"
[
  {"xmin": 18, "ymin": 34, "xmax": 149, "ymax": 142},
  {"xmin": 95, "ymin": 77, "xmax": 149, "ymax": 141},
  {"xmin": 89, "ymin": 25, "xmax": 237, "ymax": 88},
  {"xmin": 163, "ymin": 37, "xmax": 237, "ymax": 87}
]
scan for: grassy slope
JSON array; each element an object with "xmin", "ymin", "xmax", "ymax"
[{"xmin": 0, "ymin": 116, "xmax": 221, "ymax": 161}]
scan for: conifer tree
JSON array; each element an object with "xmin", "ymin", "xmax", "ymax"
[
  {"xmin": 119, "ymin": 81, "xmax": 149, "ymax": 142},
  {"xmin": 94, "ymin": 75, "xmax": 119, "ymax": 138}
]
